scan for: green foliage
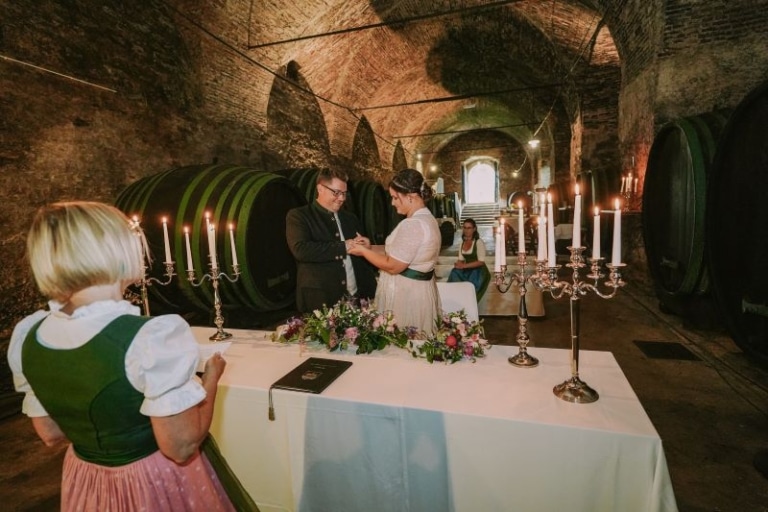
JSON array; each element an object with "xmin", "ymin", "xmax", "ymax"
[
  {"xmin": 410, "ymin": 310, "xmax": 490, "ymax": 364},
  {"xmin": 272, "ymin": 297, "xmax": 419, "ymax": 355}
]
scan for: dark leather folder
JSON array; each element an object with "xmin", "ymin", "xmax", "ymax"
[
  {"xmin": 269, "ymin": 357, "xmax": 353, "ymax": 420},
  {"xmin": 271, "ymin": 357, "xmax": 353, "ymax": 393}
]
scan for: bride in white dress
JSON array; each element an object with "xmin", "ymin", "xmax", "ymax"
[{"xmin": 348, "ymin": 169, "xmax": 441, "ymax": 335}]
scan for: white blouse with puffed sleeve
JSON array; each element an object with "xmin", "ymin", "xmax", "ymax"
[{"xmin": 8, "ymin": 300, "xmax": 205, "ymax": 418}]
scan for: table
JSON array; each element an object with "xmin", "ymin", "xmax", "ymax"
[{"xmin": 196, "ymin": 328, "xmax": 678, "ymax": 512}]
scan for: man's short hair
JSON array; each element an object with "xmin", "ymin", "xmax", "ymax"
[{"xmin": 317, "ymin": 168, "xmax": 348, "ymax": 184}]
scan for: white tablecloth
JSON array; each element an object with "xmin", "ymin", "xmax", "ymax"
[{"xmin": 196, "ymin": 328, "xmax": 677, "ymax": 512}]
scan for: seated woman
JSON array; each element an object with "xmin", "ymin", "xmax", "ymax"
[{"xmin": 447, "ymin": 218, "xmax": 491, "ymax": 301}]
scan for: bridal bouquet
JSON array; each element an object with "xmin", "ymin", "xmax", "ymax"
[
  {"xmin": 411, "ymin": 310, "xmax": 490, "ymax": 363},
  {"xmin": 273, "ymin": 296, "xmax": 418, "ymax": 354}
]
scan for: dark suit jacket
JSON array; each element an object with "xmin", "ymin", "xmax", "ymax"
[{"xmin": 286, "ymin": 201, "xmax": 378, "ymax": 312}]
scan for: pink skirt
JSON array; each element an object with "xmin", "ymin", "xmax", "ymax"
[{"xmin": 61, "ymin": 445, "xmax": 235, "ymax": 512}]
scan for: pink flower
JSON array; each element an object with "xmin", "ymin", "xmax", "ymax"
[
  {"xmin": 345, "ymin": 327, "xmax": 359, "ymax": 342},
  {"xmin": 372, "ymin": 315, "xmax": 385, "ymax": 329},
  {"xmin": 445, "ymin": 335, "xmax": 458, "ymax": 348},
  {"xmin": 464, "ymin": 344, "xmax": 475, "ymax": 356}
]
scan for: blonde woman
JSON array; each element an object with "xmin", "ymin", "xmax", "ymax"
[
  {"xmin": 8, "ymin": 201, "xmax": 235, "ymax": 511},
  {"xmin": 349, "ymin": 169, "xmax": 441, "ymax": 335}
]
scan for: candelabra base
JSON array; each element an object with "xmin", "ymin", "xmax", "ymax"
[
  {"xmin": 553, "ymin": 376, "xmax": 599, "ymax": 404},
  {"xmin": 209, "ymin": 330, "xmax": 233, "ymax": 342},
  {"xmin": 508, "ymin": 351, "xmax": 539, "ymax": 368}
]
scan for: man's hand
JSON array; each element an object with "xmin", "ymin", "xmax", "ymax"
[{"xmin": 353, "ymin": 232, "xmax": 371, "ymax": 249}]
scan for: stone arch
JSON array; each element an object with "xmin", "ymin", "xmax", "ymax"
[{"xmin": 266, "ymin": 60, "xmax": 331, "ymax": 169}]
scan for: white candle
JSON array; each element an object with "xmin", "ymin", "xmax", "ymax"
[
  {"xmin": 611, "ymin": 198, "xmax": 622, "ymax": 265},
  {"xmin": 592, "ymin": 207, "xmax": 601, "ymax": 260},
  {"xmin": 537, "ymin": 213, "xmax": 547, "ymax": 262},
  {"xmin": 633, "ymin": 177, "xmax": 638, "ymax": 194},
  {"xmin": 132, "ymin": 215, "xmax": 150, "ymax": 263},
  {"xmin": 494, "ymin": 224, "xmax": 502, "ymax": 272},
  {"xmin": 620, "ymin": 176, "xmax": 625, "ymax": 194},
  {"xmin": 572, "ymin": 184, "xmax": 581, "ymax": 248},
  {"xmin": 499, "ymin": 218, "xmax": 506, "ymax": 266},
  {"xmin": 162, "ymin": 217, "xmax": 172, "ymax": 263},
  {"xmin": 208, "ymin": 222, "xmax": 218, "ymax": 269},
  {"xmin": 517, "ymin": 201, "xmax": 525, "ymax": 254},
  {"xmin": 184, "ymin": 227, "xmax": 194, "ymax": 272},
  {"xmin": 547, "ymin": 194, "xmax": 556, "ymax": 267},
  {"xmin": 229, "ymin": 223, "xmax": 238, "ymax": 266}
]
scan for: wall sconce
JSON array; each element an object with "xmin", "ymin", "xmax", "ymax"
[{"xmin": 429, "ymin": 164, "xmax": 438, "ymax": 176}]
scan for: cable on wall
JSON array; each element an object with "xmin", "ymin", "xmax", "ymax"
[
  {"xmin": 246, "ymin": 0, "xmax": 524, "ymax": 49},
  {"xmin": 0, "ymin": 54, "xmax": 117, "ymax": 93}
]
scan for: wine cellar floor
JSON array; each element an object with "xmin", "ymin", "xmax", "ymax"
[{"xmin": 3, "ymin": 283, "xmax": 768, "ymax": 511}]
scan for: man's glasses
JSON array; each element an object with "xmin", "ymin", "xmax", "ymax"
[{"xmin": 321, "ymin": 183, "xmax": 348, "ymax": 199}]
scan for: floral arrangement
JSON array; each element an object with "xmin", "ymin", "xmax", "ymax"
[
  {"xmin": 410, "ymin": 310, "xmax": 490, "ymax": 363},
  {"xmin": 272, "ymin": 296, "xmax": 419, "ymax": 354}
]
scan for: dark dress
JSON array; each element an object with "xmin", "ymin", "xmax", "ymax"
[{"xmin": 447, "ymin": 238, "xmax": 491, "ymax": 301}]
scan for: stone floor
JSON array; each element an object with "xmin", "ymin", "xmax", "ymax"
[{"xmin": 3, "ymin": 235, "xmax": 768, "ymax": 511}]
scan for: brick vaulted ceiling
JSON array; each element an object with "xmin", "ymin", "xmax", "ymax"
[{"xmin": 242, "ymin": 0, "xmax": 620, "ymax": 166}]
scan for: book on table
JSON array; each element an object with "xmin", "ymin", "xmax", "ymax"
[{"xmin": 269, "ymin": 357, "xmax": 353, "ymax": 419}]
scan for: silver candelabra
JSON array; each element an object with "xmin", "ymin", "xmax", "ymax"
[
  {"xmin": 132, "ymin": 261, "xmax": 176, "ymax": 316},
  {"xmin": 187, "ymin": 261, "xmax": 241, "ymax": 341},
  {"xmin": 127, "ymin": 220, "xmax": 176, "ymax": 316},
  {"xmin": 533, "ymin": 246, "xmax": 626, "ymax": 403},
  {"xmin": 495, "ymin": 251, "xmax": 539, "ymax": 368},
  {"xmin": 621, "ymin": 174, "xmax": 637, "ymax": 210}
]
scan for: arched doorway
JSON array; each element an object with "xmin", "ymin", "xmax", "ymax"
[{"xmin": 463, "ymin": 158, "xmax": 498, "ymax": 204}]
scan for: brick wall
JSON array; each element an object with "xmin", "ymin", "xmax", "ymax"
[{"xmin": 3, "ymin": 0, "xmax": 768, "ymax": 346}]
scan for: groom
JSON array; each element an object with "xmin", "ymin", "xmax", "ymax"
[{"xmin": 285, "ymin": 168, "xmax": 377, "ymax": 313}]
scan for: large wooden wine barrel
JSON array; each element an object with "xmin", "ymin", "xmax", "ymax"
[
  {"xmin": 115, "ymin": 164, "xmax": 306, "ymax": 315},
  {"xmin": 643, "ymin": 111, "xmax": 730, "ymax": 311},
  {"xmin": 286, "ymin": 168, "xmax": 321, "ymax": 204},
  {"xmin": 577, "ymin": 169, "xmax": 612, "ymax": 211},
  {"xmin": 351, "ymin": 179, "xmax": 390, "ymax": 245},
  {"xmin": 707, "ymin": 82, "xmax": 768, "ymax": 365},
  {"xmin": 443, "ymin": 194, "xmax": 457, "ymax": 222}
]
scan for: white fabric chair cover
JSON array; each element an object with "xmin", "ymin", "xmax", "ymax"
[{"xmin": 436, "ymin": 281, "xmax": 479, "ymax": 322}]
